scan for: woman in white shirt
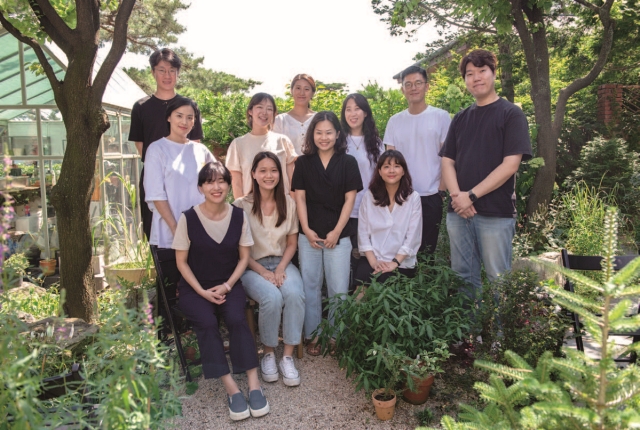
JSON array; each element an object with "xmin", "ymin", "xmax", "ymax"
[
  {"xmin": 234, "ymin": 152, "xmax": 304, "ymax": 387},
  {"xmin": 144, "ymin": 96, "xmax": 216, "ymax": 248},
  {"xmin": 356, "ymin": 150, "xmax": 423, "ymax": 286},
  {"xmin": 226, "ymin": 93, "xmax": 297, "ymax": 200},
  {"xmin": 273, "ymin": 74, "xmax": 316, "ymax": 155},
  {"xmin": 341, "ymin": 94, "xmax": 384, "ymax": 290}
]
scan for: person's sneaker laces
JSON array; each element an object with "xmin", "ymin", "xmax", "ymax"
[
  {"xmin": 227, "ymin": 392, "xmax": 250, "ymax": 421},
  {"xmin": 261, "ymin": 352, "xmax": 278, "ymax": 382},
  {"xmin": 248, "ymin": 387, "xmax": 270, "ymax": 418},
  {"xmin": 279, "ymin": 356, "xmax": 301, "ymax": 386}
]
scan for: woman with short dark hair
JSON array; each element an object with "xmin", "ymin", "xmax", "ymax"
[{"xmin": 355, "ymin": 150, "xmax": 422, "ymax": 286}]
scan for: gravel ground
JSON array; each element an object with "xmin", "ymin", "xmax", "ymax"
[{"xmin": 169, "ymin": 343, "xmax": 427, "ymax": 429}]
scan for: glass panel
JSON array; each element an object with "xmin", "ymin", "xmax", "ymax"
[
  {"xmin": 23, "ymin": 45, "xmax": 64, "ymax": 105},
  {"xmin": 1, "ymin": 109, "xmax": 38, "ymax": 156},
  {"xmin": 102, "ymin": 114, "xmax": 120, "ymax": 154},
  {"xmin": 0, "ymin": 34, "xmax": 22, "ymax": 105},
  {"xmin": 40, "ymin": 109, "xmax": 65, "ymax": 156},
  {"xmin": 121, "ymin": 115, "xmax": 137, "ymax": 155},
  {"xmin": 122, "ymin": 158, "xmax": 140, "ymax": 226}
]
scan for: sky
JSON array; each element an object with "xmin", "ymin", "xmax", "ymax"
[{"xmin": 117, "ymin": 0, "xmax": 439, "ymax": 96}]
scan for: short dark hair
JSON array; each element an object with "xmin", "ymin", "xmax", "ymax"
[
  {"xmin": 459, "ymin": 49, "xmax": 498, "ymax": 78},
  {"xmin": 248, "ymin": 152, "xmax": 287, "ymax": 227},
  {"xmin": 368, "ymin": 150, "xmax": 413, "ymax": 207},
  {"xmin": 198, "ymin": 162, "xmax": 231, "ymax": 187},
  {"xmin": 246, "ymin": 93, "xmax": 277, "ymax": 129},
  {"xmin": 400, "ymin": 65, "xmax": 428, "ymax": 82},
  {"xmin": 149, "ymin": 48, "xmax": 182, "ymax": 70},
  {"xmin": 340, "ymin": 93, "xmax": 381, "ymax": 168},
  {"xmin": 165, "ymin": 96, "xmax": 200, "ymax": 134},
  {"xmin": 302, "ymin": 111, "xmax": 347, "ymax": 156}
]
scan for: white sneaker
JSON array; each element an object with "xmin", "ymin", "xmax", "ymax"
[
  {"xmin": 261, "ymin": 352, "xmax": 278, "ymax": 382},
  {"xmin": 279, "ymin": 356, "xmax": 301, "ymax": 386}
]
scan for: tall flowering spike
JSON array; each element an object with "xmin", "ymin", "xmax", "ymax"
[
  {"xmin": 0, "ymin": 156, "xmax": 14, "ymax": 271},
  {"xmin": 601, "ymin": 207, "xmax": 618, "ymax": 282}
]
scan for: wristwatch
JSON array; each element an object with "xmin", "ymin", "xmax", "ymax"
[
  {"xmin": 392, "ymin": 258, "xmax": 401, "ymax": 267},
  {"xmin": 468, "ymin": 190, "xmax": 478, "ymax": 203}
]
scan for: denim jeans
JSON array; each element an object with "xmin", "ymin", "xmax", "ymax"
[
  {"xmin": 446, "ymin": 212, "xmax": 516, "ymax": 302},
  {"xmin": 298, "ymin": 235, "xmax": 352, "ymax": 339},
  {"xmin": 241, "ymin": 256, "xmax": 305, "ymax": 347}
]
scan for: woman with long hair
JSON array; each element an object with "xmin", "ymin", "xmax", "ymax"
[
  {"xmin": 226, "ymin": 92, "xmax": 297, "ymax": 200},
  {"xmin": 355, "ymin": 150, "xmax": 422, "ymax": 286},
  {"xmin": 291, "ymin": 111, "xmax": 363, "ymax": 355},
  {"xmin": 173, "ymin": 162, "xmax": 269, "ymax": 421},
  {"xmin": 273, "ymin": 74, "xmax": 316, "ymax": 155},
  {"xmin": 144, "ymin": 96, "xmax": 216, "ymax": 248},
  {"xmin": 234, "ymin": 152, "xmax": 304, "ymax": 386}
]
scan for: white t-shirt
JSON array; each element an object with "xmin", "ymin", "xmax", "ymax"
[
  {"xmin": 273, "ymin": 112, "xmax": 316, "ymax": 155},
  {"xmin": 346, "ymin": 135, "xmax": 384, "ymax": 218},
  {"xmin": 144, "ymin": 137, "xmax": 217, "ymax": 248},
  {"xmin": 225, "ymin": 131, "xmax": 297, "ymax": 197},
  {"xmin": 383, "ymin": 106, "xmax": 451, "ymax": 196},
  {"xmin": 358, "ymin": 190, "xmax": 423, "ymax": 269}
]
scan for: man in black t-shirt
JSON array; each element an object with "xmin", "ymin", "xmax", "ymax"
[
  {"xmin": 439, "ymin": 49, "xmax": 532, "ymax": 306},
  {"xmin": 128, "ymin": 48, "xmax": 203, "ymax": 239}
]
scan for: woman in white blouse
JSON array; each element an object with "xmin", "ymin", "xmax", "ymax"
[
  {"xmin": 234, "ymin": 152, "xmax": 304, "ymax": 387},
  {"xmin": 273, "ymin": 74, "xmax": 316, "ymax": 155},
  {"xmin": 356, "ymin": 150, "xmax": 423, "ymax": 286},
  {"xmin": 144, "ymin": 96, "xmax": 216, "ymax": 248}
]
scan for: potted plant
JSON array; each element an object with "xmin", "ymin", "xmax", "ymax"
[
  {"xmin": 400, "ymin": 339, "xmax": 451, "ymax": 404},
  {"xmin": 367, "ymin": 343, "xmax": 405, "ymax": 421}
]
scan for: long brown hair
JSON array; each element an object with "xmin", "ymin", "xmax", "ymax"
[
  {"xmin": 248, "ymin": 152, "xmax": 287, "ymax": 227},
  {"xmin": 369, "ymin": 150, "xmax": 413, "ymax": 207}
]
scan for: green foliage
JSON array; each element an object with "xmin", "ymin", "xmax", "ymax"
[
  {"xmin": 0, "ymin": 284, "xmax": 61, "ymax": 320},
  {"xmin": 314, "ymin": 258, "xmax": 470, "ymax": 393},
  {"xmin": 475, "ymin": 270, "xmax": 570, "ymax": 366},
  {"xmin": 1, "ymin": 253, "xmax": 29, "ymax": 289},
  {"xmin": 430, "ymin": 207, "xmax": 640, "ymax": 429},
  {"xmin": 416, "ymin": 407, "xmax": 436, "ymax": 426}
]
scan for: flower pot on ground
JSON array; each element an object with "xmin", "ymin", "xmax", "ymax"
[
  {"xmin": 402, "ymin": 373, "xmax": 435, "ymax": 405},
  {"xmin": 39, "ymin": 258, "xmax": 56, "ymax": 276},
  {"xmin": 399, "ymin": 340, "xmax": 451, "ymax": 405},
  {"xmin": 372, "ymin": 388, "xmax": 396, "ymax": 420},
  {"xmin": 184, "ymin": 346, "xmax": 197, "ymax": 361}
]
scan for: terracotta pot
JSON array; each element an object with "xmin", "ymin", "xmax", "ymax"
[
  {"xmin": 402, "ymin": 373, "xmax": 435, "ymax": 405},
  {"xmin": 184, "ymin": 346, "xmax": 197, "ymax": 361},
  {"xmin": 372, "ymin": 388, "xmax": 396, "ymax": 421},
  {"xmin": 39, "ymin": 258, "xmax": 56, "ymax": 276}
]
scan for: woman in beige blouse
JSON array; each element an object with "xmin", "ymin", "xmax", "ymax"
[
  {"xmin": 234, "ymin": 152, "xmax": 304, "ymax": 387},
  {"xmin": 273, "ymin": 74, "xmax": 317, "ymax": 155}
]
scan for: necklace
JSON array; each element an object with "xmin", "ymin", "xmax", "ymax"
[{"xmin": 348, "ymin": 135, "xmax": 363, "ymax": 151}]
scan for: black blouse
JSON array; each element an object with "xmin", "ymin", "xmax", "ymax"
[{"xmin": 292, "ymin": 152, "xmax": 363, "ymax": 239}]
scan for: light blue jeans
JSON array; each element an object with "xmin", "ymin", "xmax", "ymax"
[
  {"xmin": 298, "ymin": 235, "xmax": 352, "ymax": 339},
  {"xmin": 446, "ymin": 212, "xmax": 516, "ymax": 302},
  {"xmin": 241, "ymin": 256, "xmax": 305, "ymax": 347}
]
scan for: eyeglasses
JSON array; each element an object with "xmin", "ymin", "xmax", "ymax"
[
  {"xmin": 155, "ymin": 68, "xmax": 178, "ymax": 76},
  {"xmin": 403, "ymin": 81, "xmax": 426, "ymax": 89}
]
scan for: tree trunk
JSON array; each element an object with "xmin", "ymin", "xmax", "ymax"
[
  {"xmin": 50, "ymin": 89, "xmax": 109, "ymax": 323},
  {"xmin": 497, "ymin": 37, "xmax": 515, "ymax": 103}
]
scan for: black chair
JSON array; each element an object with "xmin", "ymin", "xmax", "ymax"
[
  {"xmin": 561, "ymin": 249, "xmax": 640, "ymax": 364},
  {"xmin": 151, "ymin": 245, "xmax": 258, "ymax": 382}
]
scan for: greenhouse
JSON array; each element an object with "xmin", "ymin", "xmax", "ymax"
[{"xmin": 0, "ymin": 29, "xmax": 146, "ymax": 270}]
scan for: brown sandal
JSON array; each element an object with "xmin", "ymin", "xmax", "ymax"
[{"xmin": 306, "ymin": 341, "xmax": 322, "ymax": 356}]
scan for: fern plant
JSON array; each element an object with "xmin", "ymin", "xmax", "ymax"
[{"xmin": 427, "ymin": 207, "xmax": 640, "ymax": 430}]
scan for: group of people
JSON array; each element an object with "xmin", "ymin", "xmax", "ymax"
[{"xmin": 128, "ymin": 47, "xmax": 531, "ymax": 421}]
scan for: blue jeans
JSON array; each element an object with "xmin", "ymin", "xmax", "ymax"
[
  {"xmin": 446, "ymin": 212, "xmax": 516, "ymax": 302},
  {"xmin": 241, "ymin": 256, "xmax": 305, "ymax": 347},
  {"xmin": 298, "ymin": 235, "xmax": 352, "ymax": 339}
]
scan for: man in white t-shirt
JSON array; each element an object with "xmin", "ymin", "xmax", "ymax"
[{"xmin": 384, "ymin": 65, "xmax": 452, "ymax": 254}]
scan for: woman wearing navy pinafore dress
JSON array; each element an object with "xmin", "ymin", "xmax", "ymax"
[{"xmin": 172, "ymin": 161, "xmax": 270, "ymax": 421}]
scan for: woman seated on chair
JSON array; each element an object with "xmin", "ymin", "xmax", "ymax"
[
  {"xmin": 172, "ymin": 162, "xmax": 269, "ymax": 422},
  {"xmin": 355, "ymin": 150, "xmax": 422, "ymax": 288},
  {"xmin": 234, "ymin": 152, "xmax": 305, "ymax": 387}
]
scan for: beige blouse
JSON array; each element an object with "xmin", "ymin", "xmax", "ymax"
[{"xmin": 233, "ymin": 195, "xmax": 298, "ymax": 261}]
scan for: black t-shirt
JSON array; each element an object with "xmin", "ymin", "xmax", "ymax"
[
  {"xmin": 128, "ymin": 94, "xmax": 204, "ymax": 162},
  {"xmin": 439, "ymin": 98, "xmax": 532, "ymax": 218},
  {"xmin": 291, "ymin": 152, "xmax": 363, "ymax": 239}
]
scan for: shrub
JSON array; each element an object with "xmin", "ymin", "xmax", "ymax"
[
  {"xmin": 315, "ymin": 258, "xmax": 470, "ymax": 392},
  {"xmin": 475, "ymin": 269, "xmax": 570, "ymax": 366}
]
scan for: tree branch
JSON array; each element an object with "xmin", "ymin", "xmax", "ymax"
[
  {"xmin": 553, "ymin": 18, "xmax": 615, "ymax": 135},
  {"xmin": 510, "ymin": 0, "xmax": 540, "ymax": 86},
  {"xmin": 571, "ymin": 0, "xmax": 601, "ymax": 13},
  {"xmin": 417, "ymin": 3, "xmax": 497, "ymax": 34},
  {"xmin": 0, "ymin": 12, "xmax": 62, "ymax": 99},
  {"xmin": 29, "ymin": 0, "xmax": 75, "ymax": 54},
  {"xmin": 93, "ymin": 0, "xmax": 137, "ymax": 100}
]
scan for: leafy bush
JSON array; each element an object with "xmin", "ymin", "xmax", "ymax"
[
  {"xmin": 1, "ymin": 253, "xmax": 29, "ymax": 288},
  {"xmin": 475, "ymin": 269, "xmax": 570, "ymax": 366},
  {"xmin": 431, "ymin": 207, "xmax": 640, "ymax": 430},
  {"xmin": 0, "ymin": 284, "xmax": 61, "ymax": 320},
  {"xmin": 314, "ymin": 258, "xmax": 470, "ymax": 392}
]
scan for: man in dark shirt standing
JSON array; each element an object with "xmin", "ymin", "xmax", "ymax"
[
  {"xmin": 440, "ymin": 49, "xmax": 532, "ymax": 307},
  {"xmin": 128, "ymin": 48, "xmax": 203, "ymax": 239}
]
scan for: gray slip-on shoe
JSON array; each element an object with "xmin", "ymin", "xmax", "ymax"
[
  {"xmin": 228, "ymin": 392, "xmax": 250, "ymax": 421},
  {"xmin": 248, "ymin": 387, "xmax": 270, "ymax": 418}
]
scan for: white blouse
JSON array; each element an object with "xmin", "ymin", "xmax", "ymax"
[
  {"xmin": 144, "ymin": 137, "xmax": 217, "ymax": 248},
  {"xmin": 346, "ymin": 135, "xmax": 384, "ymax": 218},
  {"xmin": 358, "ymin": 190, "xmax": 423, "ymax": 269},
  {"xmin": 273, "ymin": 112, "xmax": 316, "ymax": 155}
]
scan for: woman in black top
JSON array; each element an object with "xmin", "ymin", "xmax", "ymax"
[{"xmin": 291, "ymin": 111, "xmax": 363, "ymax": 356}]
